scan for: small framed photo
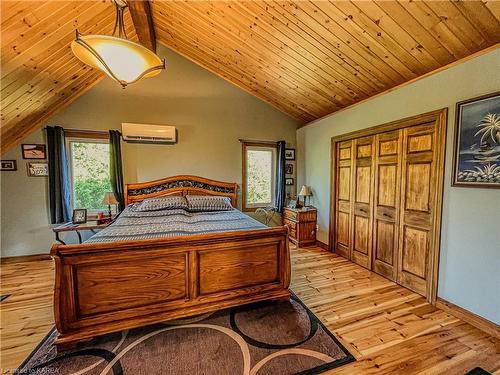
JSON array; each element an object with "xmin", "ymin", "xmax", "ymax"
[
  {"xmin": 452, "ymin": 91, "xmax": 500, "ymax": 188},
  {"xmin": 22, "ymin": 144, "xmax": 46, "ymax": 159},
  {"xmin": 27, "ymin": 162, "xmax": 48, "ymax": 177},
  {"xmin": 1, "ymin": 160, "xmax": 17, "ymax": 171},
  {"xmin": 285, "ymin": 148, "xmax": 295, "ymax": 160},
  {"xmin": 285, "ymin": 177, "xmax": 294, "ymax": 186},
  {"xmin": 285, "ymin": 163, "xmax": 294, "ymax": 175},
  {"xmin": 72, "ymin": 209, "xmax": 87, "ymax": 224},
  {"xmin": 286, "ymin": 199, "xmax": 297, "ymax": 209}
]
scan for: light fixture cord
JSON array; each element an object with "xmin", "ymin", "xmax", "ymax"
[{"xmin": 111, "ymin": 0, "xmax": 128, "ymax": 39}]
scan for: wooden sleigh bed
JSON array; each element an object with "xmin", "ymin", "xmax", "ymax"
[{"xmin": 51, "ymin": 175, "xmax": 290, "ymax": 349}]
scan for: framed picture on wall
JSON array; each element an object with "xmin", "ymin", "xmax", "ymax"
[
  {"xmin": 285, "ymin": 148, "xmax": 295, "ymax": 160},
  {"xmin": 1, "ymin": 160, "xmax": 17, "ymax": 171},
  {"xmin": 285, "ymin": 178, "xmax": 294, "ymax": 186},
  {"xmin": 285, "ymin": 163, "xmax": 293, "ymax": 175},
  {"xmin": 452, "ymin": 91, "xmax": 500, "ymax": 188},
  {"xmin": 21, "ymin": 144, "xmax": 46, "ymax": 159},
  {"xmin": 26, "ymin": 162, "xmax": 48, "ymax": 177}
]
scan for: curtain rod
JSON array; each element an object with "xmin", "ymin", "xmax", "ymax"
[{"xmin": 238, "ymin": 139, "xmax": 279, "ymax": 145}]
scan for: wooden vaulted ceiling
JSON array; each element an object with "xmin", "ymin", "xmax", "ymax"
[{"xmin": 1, "ymin": 1, "xmax": 500, "ymax": 154}]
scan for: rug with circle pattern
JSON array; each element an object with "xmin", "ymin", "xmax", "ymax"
[{"xmin": 17, "ymin": 295, "xmax": 355, "ymax": 375}]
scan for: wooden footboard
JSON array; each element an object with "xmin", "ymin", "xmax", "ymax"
[{"xmin": 51, "ymin": 226, "xmax": 290, "ymax": 349}]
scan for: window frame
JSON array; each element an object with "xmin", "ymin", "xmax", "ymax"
[
  {"xmin": 241, "ymin": 141, "xmax": 278, "ymax": 212},
  {"xmin": 66, "ymin": 131, "xmax": 113, "ymax": 218}
]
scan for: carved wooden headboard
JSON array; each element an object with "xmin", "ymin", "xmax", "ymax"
[{"xmin": 125, "ymin": 175, "xmax": 239, "ymax": 207}]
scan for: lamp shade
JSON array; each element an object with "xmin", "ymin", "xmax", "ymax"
[
  {"xmin": 102, "ymin": 192, "xmax": 119, "ymax": 206},
  {"xmin": 71, "ymin": 34, "xmax": 165, "ymax": 87},
  {"xmin": 299, "ymin": 185, "xmax": 312, "ymax": 197}
]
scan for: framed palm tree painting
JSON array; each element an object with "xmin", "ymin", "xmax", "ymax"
[{"xmin": 452, "ymin": 91, "xmax": 500, "ymax": 188}]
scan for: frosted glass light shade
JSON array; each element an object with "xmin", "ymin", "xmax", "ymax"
[{"xmin": 71, "ymin": 34, "xmax": 165, "ymax": 87}]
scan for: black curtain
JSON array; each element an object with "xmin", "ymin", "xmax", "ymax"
[
  {"xmin": 275, "ymin": 140, "xmax": 286, "ymax": 213},
  {"xmin": 47, "ymin": 126, "xmax": 72, "ymax": 224},
  {"xmin": 109, "ymin": 130, "xmax": 125, "ymax": 211}
]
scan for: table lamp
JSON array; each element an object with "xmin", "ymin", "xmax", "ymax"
[
  {"xmin": 102, "ymin": 192, "xmax": 118, "ymax": 219},
  {"xmin": 299, "ymin": 185, "xmax": 312, "ymax": 207}
]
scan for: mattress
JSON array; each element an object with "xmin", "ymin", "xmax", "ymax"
[{"xmin": 85, "ymin": 205, "xmax": 267, "ymax": 243}]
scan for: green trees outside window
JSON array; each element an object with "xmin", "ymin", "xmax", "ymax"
[{"xmin": 70, "ymin": 141, "xmax": 112, "ymax": 210}]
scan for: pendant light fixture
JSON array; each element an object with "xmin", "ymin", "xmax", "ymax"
[{"xmin": 71, "ymin": 0, "xmax": 165, "ymax": 88}]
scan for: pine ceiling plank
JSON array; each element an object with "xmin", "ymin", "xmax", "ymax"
[
  {"xmin": 1, "ymin": 10, "xmax": 117, "ymax": 112},
  {"xmin": 1, "ymin": 2, "xmax": 91, "ymax": 62},
  {"xmin": 483, "ymin": 0, "xmax": 500, "ymax": 23},
  {"xmin": 1, "ymin": 3, "xmax": 62, "ymax": 48},
  {"xmin": 209, "ymin": 1, "xmax": 352, "ymax": 108},
  {"xmin": 374, "ymin": 1, "xmax": 455, "ymax": 66},
  {"xmin": 1, "ymin": 22, "xmax": 137, "ymax": 129},
  {"xmin": 306, "ymin": 1, "xmax": 411, "ymax": 83},
  {"xmin": 400, "ymin": 1, "xmax": 472, "ymax": 59},
  {"xmin": 154, "ymin": 18, "xmax": 312, "ymax": 121},
  {"xmin": 245, "ymin": 1, "xmax": 380, "ymax": 97},
  {"xmin": 157, "ymin": 33, "xmax": 311, "ymax": 122},
  {"xmin": 155, "ymin": 2, "xmax": 339, "ymax": 117},
  {"xmin": 1, "ymin": 2, "xmax": 111, "ymax": 77},
  {"xmin": 252, "ymin": 0, "xmax": 380, "ymax": 95},
  {"xmin": 229, "ymin": 1, "xmax": 368, "ymax": 106},
  {"xmin": 0, "ymin": 1, "xmax": 51, "ymax": 37},
  {"xmin": 176, "ymin": 1, "xmax": 347, "ymax": 110},
  {"xmin": 154, "ymin": 14, "xmax": 320, "ymax": 119},
  {"xmin": 351, "ymin": 1, "xmax": 441, "ymax": 71},
  {"xmin": 281, "ymin": 1, "xmax": 402, "ymax": 87},
  {"xmin": 328, "ymin": 1, "xmax": 422, "ymax": 79},
  {"xmin": 1, "ymin": 70, "xmax": 104, "ymax": 154},
  {"xmin": 1, "ymin": 10, "xmax": 134, "ymax": 97},
  {"xmin": 191, "ymin": 1, "xmax": 361, "ymax": 105},
  {"xmin": 253, "ymin": 2, "xmax": 379, "ymax": 95},
  {"xmin": 425, "ymin": 1, "xmax": 490, "ymax": 51},
  {"xmin": 456, "ymin": 1, "xmax": 500, "ymax": 40}
]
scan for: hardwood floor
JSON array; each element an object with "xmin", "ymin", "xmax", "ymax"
[
  {"xmin": 1, "ymin": 246, "xmax": 498, "ymax": 374},
  {"xmin": 1, "ymin": 258, "xmax": 54, "ymax": 372}
]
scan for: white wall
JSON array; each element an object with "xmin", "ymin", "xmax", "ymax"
[
  {"xmin": 1, "ymin": 46, "xmax": 299, "ymax": 258},
  {"xmin": 297, "ymin": 48, "xmax": 500, "ymax": 324}
]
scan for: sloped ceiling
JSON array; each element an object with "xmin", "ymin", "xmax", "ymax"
[{"xmin": 2, "ymin": 1, "xmax": 500, "ymax": 154}]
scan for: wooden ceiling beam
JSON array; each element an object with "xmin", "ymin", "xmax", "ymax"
[{"xmin": 127, "ymin": 0, "xmax": 157, "ymax": 52}]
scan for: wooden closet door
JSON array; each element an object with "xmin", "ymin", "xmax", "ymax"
[
  {"xmin": 372, "ymin": 130, "xmax": 402, "ymax": 281},
  {"xmin": 397, "ymin": 123, "xmax": 438, "ymax": 297},
  {"xmin": 351, "ymin": 136, "xmax": 375, "ymax": 269},
  {"xmin": 335, "ymin": 141, "xmax": 354, "ymax": 258}
]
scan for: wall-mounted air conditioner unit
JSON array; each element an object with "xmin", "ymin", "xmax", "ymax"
[{"xmin": 121, "ymin": 123, "xmax": 177, "ymax": 144}]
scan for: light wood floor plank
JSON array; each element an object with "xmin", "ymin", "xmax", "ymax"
[{"xmin": 0, "ymin": 246, "xmax": 498, "ymax": 374}]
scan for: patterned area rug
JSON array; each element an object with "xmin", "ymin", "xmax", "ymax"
[{"xmin": 17, "ymin": 295, "xmax": 354, "ymax": 375}]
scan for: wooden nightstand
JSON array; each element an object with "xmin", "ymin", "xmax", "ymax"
[{"xmin": 283, "ymin": 207, "xmax": 317, "ymax": 247}]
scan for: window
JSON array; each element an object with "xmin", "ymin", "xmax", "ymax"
[
  {"xmin": 242, "ymin": 142, "xmax": 277, "ymax": 211},
  {"xmin": 67, "ymin": 137, "xmax": 112, "ymax": 213}
]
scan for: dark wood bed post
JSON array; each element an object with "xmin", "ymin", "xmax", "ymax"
[{"xmin": 51, "ymin": 175, "xmax": 290, "ymax": 349}]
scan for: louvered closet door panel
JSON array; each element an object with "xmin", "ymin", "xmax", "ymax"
[
  {"xmin": 351, "ymin": 136, "xmax": 375, "ymax": 269},
  {"xmin": 372, "ymin": 130, "xmax": 402, "ymax": 281},
  {"xmin": 397, "ymin": 123, "xmax": 437, "ymax": 297},
  {"xmin": 335, "ymin": 141, "xmax": 354, "ymax": 258}
]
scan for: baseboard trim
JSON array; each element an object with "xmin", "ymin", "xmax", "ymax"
[
  {"xmin": 436, "ymin": 297, "xmax": 499, "ymax": 339},
  {"xmin": 316, "ymin": 240, "xmax": 329, "ymax": 251},
  {"xmin": 0, "ymin": 254, "xmax": 52, "ymax": 264}
]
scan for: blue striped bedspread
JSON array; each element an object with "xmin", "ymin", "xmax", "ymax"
[{"xmin": 85, "ymin": 205, "xmax": 267, "ymax": 243}]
